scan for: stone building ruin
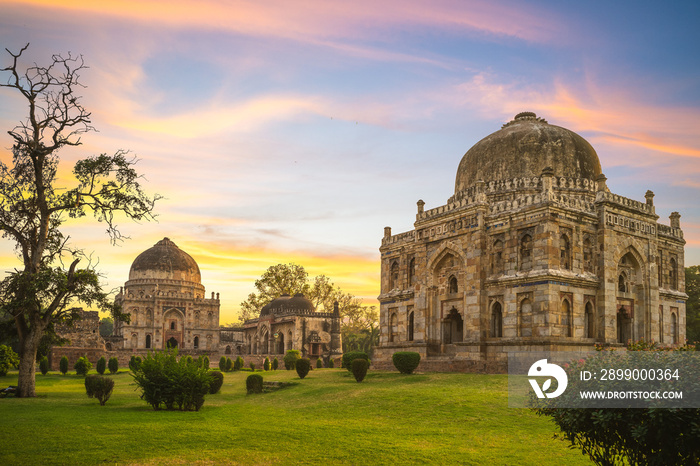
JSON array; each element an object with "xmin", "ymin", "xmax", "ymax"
[{"xmin": 375, "ymin": 112, "xmax": 687, "ymax": 372}]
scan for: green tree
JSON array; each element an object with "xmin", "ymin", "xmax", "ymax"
[
  {"xmin": 0, "ymin": 344, "xmax": 19, "ymax": 376},
  {"xmin": 0, "ymin": 45, "xmax": 159, "ymax": 397},
  {"xmin": 685, "ymin": 265, "xmax": 699, "ymax": 344},
  {"xmin": 99, "ymin": 317, "xmax": 114, "ymax": 337}
]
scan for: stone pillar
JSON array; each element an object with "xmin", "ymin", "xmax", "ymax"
[{"xmin": 670, "ymin": 212, "xmax": 681, "ymax": 229}]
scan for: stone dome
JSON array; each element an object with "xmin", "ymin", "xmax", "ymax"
[
  {"xmin": 260, "ymin": 293, "xmax": 315, "ymax": 317},
  {"xmin": 128, "ymin": 237, "xmax": 201, "ymax": 284},
  {"xmin": 454, "ymin": 112, "xmax": 602, "ymax": 194}
]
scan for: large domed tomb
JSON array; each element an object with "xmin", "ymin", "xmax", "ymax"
[{"xmin": 376, "ymin": 113, "xmax": 686, "ymax": 372}]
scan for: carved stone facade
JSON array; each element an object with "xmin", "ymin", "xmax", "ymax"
[
  {"xmin": 113, "ymin": 238, "xmax": 222, "ymax": 352},
  {"xmin": 376, "ymin": 113, "xmax": 687, "ymax": 372},
  {"xmin": 242, "ymin": 294, "xmax": 342, "ymax": 362}
]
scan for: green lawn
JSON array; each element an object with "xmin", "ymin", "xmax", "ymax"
[{"xmin": 0, "ymin": 368, "xmax": 592, "ymax": 465}]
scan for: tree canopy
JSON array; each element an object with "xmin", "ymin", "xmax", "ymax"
[
  {"xmin": 685, "ymin": 265, "xmax": 699, "ymax": 344},
  {"xmin": 0, "ymin": 44, "xmax": 159, "ymax": 396}
]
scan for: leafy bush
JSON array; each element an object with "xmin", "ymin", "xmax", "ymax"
[
  {"xmin": 246, "ymin": 374, "xmax": 263, "ymax": 394},
  {"xmin": 263, "ymin": 357, "xmax": 270, "ymax": 371},
  {"xmin": 0, "ymin": 345, "xmax": 20, "ymax": 376},
  {"xmin": 108, "ymin": 357, "xmax": 119, "ymax": 374},
  {"xmin": 59, "ymin": 355, "xmax": 68, "ymax": 375},
  {"xmin": 96, "ymin": 356, "xmax": 107, "ymax": 375},
  {"xmin": 392, "ymin": 352, "xmax": 421, "ymax": 374},
  {"xmin": 219, "ymin": 355, "xmax": 227, "ymax": 371},
  {"xmin": 84, "ymin": 374, "xmax": 115, "ymax": 406},
  {"xmin": 200, "ymin": 355, "xmax": 210, "ymax": 369},
  {"xmin": 352, "ymin": 358, "xmax": 369, "ymax": 382},
  {"xmin": 74, "ymin": 356, "xmax": 92, "ymax": 376},
  {"xmin": 131, "ymin": 349, "xmax": 211, "ymax": 411},
  {"xmin": 39, "ymin": 356, "xmax": 49, "ymax": 375},
  {"xmin": 234, "ymin": 356, "xmax": 244, "ymax": 371},
  {"xmin": 283, "ymin": 350, "xmax": 300, "ymax": 370},
  {"xmin": 328, "ymin": 358, "xmax": 334, "ymax": 369},
  {"xmin": 295, "ymin": 358, "xmax": 311, "ymax": 379},
  {"xmin": 316, "ymin": 358, "xmax": 323, "ymax": 369},
  {"xmin": 272, "ymin": 357, "xmax": 279, "ymax": 370},
  {"xmin": 534, "ymin": 341, "xmax": 699, "ymax": 466},
  {"xmin": 208, "ymin": 371, "xmax": 224, "ymax": 394},
  {"xmin": 250, "ymin": 362, "xmax": 256, "ymax": 371},
  {"xmin": 226, "ymin": 357, "xmax": 233, "ymax": 372},
  {"xmin": 129, "ymin": 355, "xmax": 142, "ymax": 372},
  {"xmin": 342, "ymin": 351, "xmax": 369, "ymax": 372}
]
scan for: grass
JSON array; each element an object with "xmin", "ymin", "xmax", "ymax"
[{"xmin": 0, "ymin": 368, "xmax": 592, "ymax": 465}]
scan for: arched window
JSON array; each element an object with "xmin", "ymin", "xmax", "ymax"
[
  {"xmin": 659, "ymin": 306, "xmax": 664, "ymax": 343},
  {"xmin": 389, "ymin": 261, "xmax": 400, "ymax": 290},
  {"xmin": 448, "ymin": 275, "xmax": 458, "ymax": 294},
  {"xmin": 408, "ymin": 257, "xmax": 416, "ymax": 285},
  {"xmin": 519, "ymin": 235, "xmax": 532, "ymax": 271},
  {"xmin": 618, "ymin": 273, "xmax": 628, "ymax": 293},
  {"xmin": 145, "ymin": 334, "xmax": 152, "ymax": 349},
  {"xmin": 560, "ymin": 234, "xmax": 571, "ymax": 270},
  {"xmin": 492, "ymin": 240, "xmax": 503, "ymax": 274},
  {"xmin": 519, "ymin": 299, "xmax": 532, "ymax": 337},
  {"xmin": 669, "ymin": 258, "xmax": 678, "ymax": 290},
  {"xmin": 584, "ymin": 302, "xmax": 594, "ymax": 338},
  {"xmin": 193, "ymin": 336, "xmax": 199, "ymax": 349},
  {"xmin": 671, "ymin": 312, "xmax": 678, "ymax": 344},
  {"xmin": 170, "ymin": 321, "xmax": 176, "ymax": 330},
  {"xmin": 583, "ymin": 237, "xmax": 593, "ymax": 272},
  {"xmin": 389, "ymin": 313, "xmax": 398, "ymax": 343},
  {"xmin": 491, "ymin": 302, "xmax": 503, "ymax": 338},
  {"xmin": 407, "ymin": 311, "xmax": 414, "ymax": 342},
  {"xmin": 563, "ymin": 299, "xmax": 573, "ymax": 337},
  {"xmin": 131, "ymin": 334, "xmax": 138, "ymax": 349}
]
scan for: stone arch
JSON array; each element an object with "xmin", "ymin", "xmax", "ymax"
[
  {"xmin": 562, "ymin": 298, "xmax": 573, "ymax": 337},
  {"xmin": 259, "ymin": 325, "xmax": 270, "ymax": 354},
  {"xmin": 519, "ymin": 234, "xmax": 533, "ymax": 271},
  {"xmin": 287, "ymin": 330, "xmax": 293, "ymax": 351},
  {"xmin": 408, "ymin": 257, "xmax": 416, "ymax": 286},
  {"xmin": 389, "ymin": 260, "xmax": 400, "ymax": 290},
  {"xmin": 669, "ymin": 257, "xmax": 678, "ymax": 290},
  {"xmin": 389, "ymin": 312, "xmax": 398, "ymax": 343},
  {"xmin": 584, "ymin": 300, "xmax": 595, "ymax": 339},
  {"xmin": 193, "ymin": 335, "xmax": 200, "ymax": 349},
  {"xmin": 671, "ymin": 311, "xmax": 678, "ymax": 344},
  {"xmin": 518, "ymin": 298, "xmax": 533, "ymax": 337},
  {"xmin": 407, "ymin": 310, "xmax": 414, "ymax": 341},
  {"xmin": 443, "ymin": 308, "xmax": 463, "ymax": 343},
  {"xmin": 145, "ymin": 334, "xmax": 152, "ymax": 349},
  {"xmin": 560, "ymin": 233, "xmax": 571, "ymax": 270},
  {"xmin": 491, "ymin": 301, "xmax": 503, "ymax": 338},
  {"xmin": 491, "ymin": 239, "xmax": 504, "ymax": 274},
  {"xmin": 448, "ymin": 275, "xmax": 458, "ymax": 293},
  {"xmin": 427, "ymin": 242, "xmax": 467, "ymax": 284}
]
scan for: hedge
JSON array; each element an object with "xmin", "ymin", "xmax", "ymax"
[{"xmin": 392, "ymin": 352, "xmax": 421, "ymax": 374}]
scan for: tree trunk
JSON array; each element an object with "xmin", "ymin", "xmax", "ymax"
[{"xmin": 16, "ymin": 326, "xmax": 44, "ymax": 398}]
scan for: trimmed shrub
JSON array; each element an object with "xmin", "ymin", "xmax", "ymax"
[
  {"xmin": 74, "ymin": 356, "xmax": 92, "ymax": 376},
  {"xmin": 131, "ymin": 348, "xmax": 211, "ymax": 411},
  {"xmin": 0, "ymin": 345, "xmax": 19, "ymax": 376},
  {"xmin": 392, "ymin": 352, "xmax": 421, "ymax": 374},
  {"xmin": 250, "ymin": 362, "xmax": 256, "ymax": 371},
  {"xmin": 328, "ymin": 358, "xmax": 334, "ymax": 369},
  {"xmin": 272, "ymin": 357, "xmax": 279, "ymax": 370},
  {"xmin": 246, "ymin": 374, "xmax": 263, "ymax": 394},
  {"xmin": 342, "ymin": 351, "xmax": 369, "ymax": 372},
  {"xmin": 129, "ymin": 355, "xmax": 142, "ymax": 372},
  {"xmin": 263, "ymin": 357, "xmax": 270, "ymax": 371},
  {"xmin": 352, "ymin": 358, "xmax": 369, "ymax": 382},
  {"xmin": 108, "ymin": 357, "xmax": 119, "ymax": 374},
  {"xmin": 234, "ymin": 356, "xmax": 244, "ymax": 371},
  {"xmin": 316, "ymin": 358, "xmax": 323, "ymax": 369},
  {"xmin": 226, "ymin": 357, "xmax": 233, "ymax": 372},
  {"xmin": 96, "ymin": 356, "xmax": 107, "ymax": 375},
  {"xmin": 39, "ymin": 356, "xmax": 49, "ymax": 375},
  {"xmin": 295, "ymin": 358, "xmax": 311, "ymax": 379},
  {"xmin": 200, "ymin": 355, "xmax": 210, "ymax": 369},
  {"xmin": 219, "ymin": 356, "xmax": 227, "ymax": 371},
  {"xmin": 85, "ymin": 374, "xmax": 115, "ymax": 406},
  {"xmin": 283, "ymin": 350, "xmax": 300, "ymax": 370},
  {"xmin": 59, "ymin": 355, "xmax": 69, "ymax": 375},
  {"xmin": 208, "ymin": 371, "xmax": 224, "ymax": 394}
]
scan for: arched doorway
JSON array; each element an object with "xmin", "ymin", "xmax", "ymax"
[
  {"xmin": 277, "ymin": 332, "xmax": 285, "ymax": 354},
  {"xmin": 616, "ymin": 251, "xmax": 645, "ymax": 343},
  {"xmin": 443, "ymin": 308, "xmax": 463, "ymax": 344},
  {"xmin": 166, "ymin": 337, "xmax": 178, "ymax": 349},
  {"xmin": 491, "ymin": 302, "xmax": 503, "ymax": 338}
]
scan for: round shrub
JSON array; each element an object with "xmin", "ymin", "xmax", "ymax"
[
  {"xmin": 39, "ymin": 356, "xmax": 49, "ymax": 375},
  {"xmin": 392, "ymin": 352, "xmax": 421, "ymax": 374},
  {"xmin": 246, "ymin": 373, "xmax": 263, "ymax": 394},
  {"xmin": 219, "ymin": 355, "xmax": 227, "ymax": 371},
  {"xmin": 74, "ymin": 356, "xmax": 92, "ymax": 376},
  {"xmin": 108, "ymin": 357, "xmax": 119, "ymax": 374},
  {"xmin": 0, "ymin": 345, "xmax": 19, "ymax": 376},
  {"xmin": 342, "ymin": 351, "xmax": 369, "ymax": 372},
  {"xmin": 59, "ymin": 355, "xmax": 69, "ymax": 375},
  {"xmin": 263, "ymin": 357, "xmax": 270, "ymax": 371},
  {"xmin": 352, "ymin": 358, "xmax": 369, "ymax": 382},
  {"xmin": 295, "ymin": 358, "xmax": 311, "ymax": 379},
  {"xmin": 129, "ymin": 355, "xmax": 142, "ymax": 372},
  {"xmin": 316, "ymin": 358, "xmax": 323, "ymax": 369},
  {"xmin": 96, "ymin": 356, "xmax": 107, "ymax": 375},
  {"xmin": 272, "ymin": 357, "xmax": 279, "ymax": 370},
  {"xmin": 284, "ymin": 350, "xmax": 300, "ymax": 370},
  {"xmin": 208, "ymin": 371, "xmax": 224, "ymax": 394},
  {"xmin": 85, "ymin": 374, "xmax": 115, "ymax": 406}
]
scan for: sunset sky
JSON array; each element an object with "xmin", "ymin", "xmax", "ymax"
[{"xmin": 1, "ymin": 1, "xmax": 699, "ymax": 323}]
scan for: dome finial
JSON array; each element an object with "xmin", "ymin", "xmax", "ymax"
[{"xmin": 515, "ymin": 111, "xmax": 537, "ymax": 120}]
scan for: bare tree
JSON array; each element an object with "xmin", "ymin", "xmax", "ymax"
[{"xmin": 0, "ymin": 44, "xmax": 160, "ymax": 397}]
